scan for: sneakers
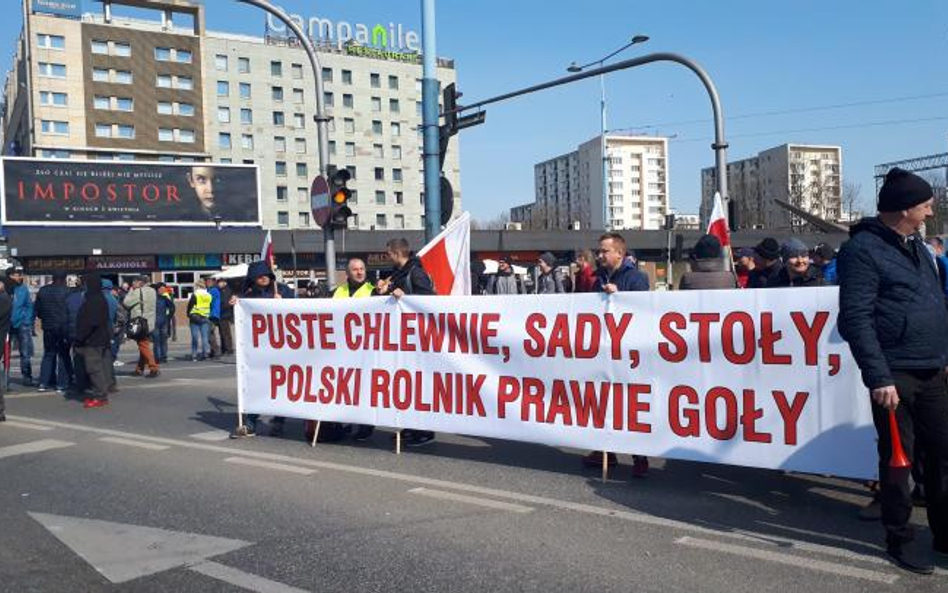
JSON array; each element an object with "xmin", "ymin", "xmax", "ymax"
[
  {"xmin": 405, "ymin": 432, "xmax": 435, "ymax": 447},
  {"xmin": 112, "ymin": 360, "xmax": 125, "ymax": 367},
  {"xmin": 859, "ymin": 496, "xmax": 882, "ymax": 521},
  {"xmin": 82, "ymin": 398, "xmax": 109, "ymax": 409},
  {"xmin": 230, "ymin": 424, "xmax": 256, "ymax": 438},
  {"xmin": 582, "ymin": 451, "xmax": 618, "ymax": 468},
  {"xmin": 54, "ymin": 389, "xmax": 66, "ymax": 395},
  {"xmin": 631, "ymin": 456, "xmax": 650, "ymax": 479},
  {"xmin": 887, "ymin": 539, "xmax": 934, "ymax": 575},
  {"xmin": 146, "ymin": 370, "xmax": 160, "ymax": 379},
  {"xmin": 37, "ymin": 385, "xmax": 50, "ymax": 392},
  {"xmin": 131, "ymin": 369, "xmax": 144, "ymax": 377}
]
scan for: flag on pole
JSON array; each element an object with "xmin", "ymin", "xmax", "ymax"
[
  {"xmin": 418, "ymin": 212, "xmax": 471, "ymax": 296},
  {"xmin": 260, "ymin": 230, "xmax": 275, "ymax": 267},
  {"xmin": 707, "ymin": 192, "xmax": 731, "ymax": 247}
]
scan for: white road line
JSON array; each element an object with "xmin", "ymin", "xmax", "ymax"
[
  {"xmin": 674, "ymin": 536, "xmax": 898, "ymax": 584},
  {"xmin": 0, "ymin": 439, "xmax": 75, "ymax": 460},
  {"xmin": 707, "ymin": 492, "xmax": 779, "ymax": 516},
  {"xmin": 5, "ymin": 414, "xmax": 923, "ymax": 577},
  {"xmin": 2, "ymin": 420, "xmax": 54, "ymax": 431},
  {"xmin": 408, "ymin": 487, "xmax": 534, "ymax": 513},
  {"xmin": 190, "ymin": 430, "xmax": 232, "ymax": 441},
  {"xmin": 756, "ymin": 521, "xmax": 886, "ymax": 552},
  {"xmin": 5, "ymin": 392, "xmax": 55, "ymax": 400},
  {"xmin": 190, "ymin": 560, "xmax": 310, "ymax": 593},
  {"xmin": 224, "ymin": 457, "xmax": 317, "ymax": 475},
  {"xmin": 99, "ymin": 437, "xmax": 171, "ymax": 451}
]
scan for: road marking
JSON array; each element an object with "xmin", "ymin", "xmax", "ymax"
[
  {"xmin": 2, "ymin": 420, "xmax": 54, "ymax": 431},
  {"xmin": 191, "ymin": 560, "xmax": 309, "ymax": 593},
  {"xmin": 674, "ymin": 536, "xmax": 898, "ymax": 584},
  {"xmin": 756, "ymin": 521, "xmax": 885, "ymax": 551},
  {"xmin": 190, "ymin": 430, "xmax": 232, "ymax": 441},
  {"xmin": 707, "ymin": 492, "xmax": 779, "ymax": 515},
  {"xmin": 99, "ymin": 437, "xmax": 171, "ymax": 451},
  {"xmin": 408, "ymin": 487, "xmax": 534, "ymax": 513},
  {"xmin": 7, "ymin": 414, "xmax": 926, "ymax": 577},
  {"xmin": 0, "ymin": 439, "xmax": 74, "ymax": 460},
  {"xmin": 5, "ymin": 392, "xmax": 55, "ymax": 399},
  {"xmin": 225, "ymin": 457, "xmax": 317, "ymax": 475}
]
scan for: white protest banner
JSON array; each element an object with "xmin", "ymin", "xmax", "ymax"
[{"xmin": 235, "ymin": 288, "xmax": 876, "ymax": 479}]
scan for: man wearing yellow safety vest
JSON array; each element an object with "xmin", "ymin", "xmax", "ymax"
[
  {"xmin": 186, "ymin": 282, "xmax": 213, "ymax": 361},
  {"xmin": 309, "ymin": 258, "xmax": 375, "ymax": 443}
]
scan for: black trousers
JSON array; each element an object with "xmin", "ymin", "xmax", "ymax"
[
  {"xmin": 872, "ymin": 368, "xmax": 948, "ymax": 546},
  {"xmin": 76, "ymin": 346, "xmax": 110, "ymax": 401}
]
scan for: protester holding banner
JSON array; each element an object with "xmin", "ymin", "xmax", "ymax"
[
  {"xmin": 486, "ymin": 258, "xmax": 524, "ymax": 295},
  {"xmin": 573, "ymin": 250, "xmax": 597, "ymax": 293},
  {"xmin": 122, "ymin": 277, "xmax": 160, "ymax": 379},
  {"xmin": 536, "ymin": 252, "xmax": 565, "ymax": 294},
  {"xmin": 587, "ymin": 232, "xmax": 650, "ymax": 476},
  {"xmin": 734, "ymin": 247, "xmax": 756, "ymax": 289},
  {"xmin": 772, "ymin": 239, "xmax": 823, "ymax": 288},
  {"xmin": 838, "ymin": 167, "xmax": 948, "ymax": 575},
  {"xmin": 232, "ymin": 260, "xmax": 294, "ymax": 439},
  {"xmin": 7, "ymin": 266, "xmax": 35, "ymax": 387},
  {"xmin": 677, "ymin": 235, "xmax": 738, "ymax": 290},
  {"xmin": 375, "ymin": 238, "xmax": 437, "ymax": 447},
  {"xmin": 748, "ymin": 238, "xmax": 784, "ymax": 289}
]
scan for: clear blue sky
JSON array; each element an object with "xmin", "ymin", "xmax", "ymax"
[{"xmin": 5, "ymin": 0, "xmax": 948, "ymax": 221}]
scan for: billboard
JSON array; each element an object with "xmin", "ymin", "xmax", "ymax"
[
  {"xmin": 31, "ymin": 0, "xmax": 82, "ymax": 18},
  {"xmin": 1, "ymin": 158, "xmax": 261, "ymax": 227}
]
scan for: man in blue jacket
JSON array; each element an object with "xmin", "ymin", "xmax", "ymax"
[
  {"xmin": 6, "ymin": 267, "xmax": 35, "ymax": 387},
  {"xmin": 838, "ymin": 167, "xmax": 948, "ymax": 575}
]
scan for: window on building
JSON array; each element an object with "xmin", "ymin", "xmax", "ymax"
[
  {"xmin": 328, "ymin": 141, "xmax": 336, "ymax": 156},
  {"xmin": 393, "ymin": 168, "xmax": 403, "ymax": 182},
  {"xmin": 416, "ymin": 101, "xmax": 423, "ymax": 117},
  {"xmin": 114, "ymin": 42, "xmax": 131, "ymax": 57},
  {"xmin": 291, "ymin": 63, "xmax": 303, "ymax": 79},
  {"xmin": 299, "ymin": 212, "xmax": 310, "ymax": 227},
  {"xmin": 179, "ymin": 102, "xmax": 194, "ymax": 116},
  {"xmin": 293, "ymin": 88, "xmax": 304, "ymax": 103},
  {"xmin": 93, "ymin": 95, "xmax": 110, "ymax": 110},
  {"xmin": 239, "ymin": 83, "xmax": 251, "ymax": 99},
  {"xmin": 271, "ymin": 60, "xmax": 282, "ymax": 77},
  {"xmin": 371, "ymin": 97, "xmax": 381, "ymax": 112},
  {"xmin": 117, "ymin": 124, "xmax": 135, "ymax": 138},
  {"xmin": 389, "ymin": 98, "xmax": 400, "ymax": 113},
  {"xmin": 177, "ymin": 76, "xmax": 193, "ymax": 90},
  {"xmin": 116, "ymin": 97, "xmax": 133, "ymax": 111},
  {"xmin": 37, "ymin": 34, "xmax": 65, "ymax": 50},
  {"xmin": 157, "ymin": 101, "xmax": 173, "ymax": 115},
  {"xmin": 273, "ymin": 111, "xmax": 285, "ymax": 126},
  {"xmin": 277, "ymin": 211, "xmax": 289, "ymax": 227},
  {"xmin": 375, "ymin": 213, "xmax": 386, "ymax": 229},
  {"xmin": 270, "ymin": 85, "xmax": 284, "ymax": 101},
  {"xmin": 374, "ymin": 167, "xmax": 384, "ymax": 180},
  {"xmin": 342, "ymin": 93, "xmax": 353, "ymax": 108},
  {"xmin": 179, "ymin": 129, "xmax": 195, "ymax": 143},
  {"xmin": 297, "ymin": 187, "xmax": 308, "ymax": 202},
  {"xmin": 155, "ymin": 47, "xmax": 171, "ymax": 61},
  {"xmin": 216, "ymin": 81, "xmax": 229, "ymax": 96},
  {"xmin": 241, "ymin": 134, "xmax": 253, "ymax": 150},
  {"xmin": 391, "ymin": 122, "xmax": 401, "ymax": 136},
  {"xmin": 296, "ymin": 162, "xmax": 307, "ymax": 177},
  {"xmin": 372, "ymin": 145, "xmax": 383, "ymax": 159},
  {"xmin": 323, "ymin": 92, "xmax": 333, "ymax": 107},
  {"xmin": 392, "ymin": 145, "xmax": 402, "ymax": 160},
  {"xmin": 240, "ymin": 108, "xmax": 252, "ymax": 124},
  {"xmin": 215, "ymin": 54, "xmax": 228, "ymax": 71},
  {"xmin": 276, "ymin": 186, "xmax": 288, "ymax": 201},
  {"xmin": 388, "ymin": 75, "xmax": 399, "ymax": 90},
  {"xmin": 217, "ymin": 106, "xmax": 230, "ymax": 123},
  {"xmin": 95, "ymin": 123, "xmax": 112, "ymax": 138},
  {"xmin": 176, "ymin": 49, "xmax": 192, "ymax": 63},
  {"xmin": 158, "ymin": 128, "xmax": 174, "ymax": 142},
  {"xmin": 114, "ymin": 70, "xmax": 132, "ymax": 84},
  {"xmin": 40, "ymin": 91, "xmax": 67, "ymax": 106},
  {"xmin": 393, "ymin": 214, "xmax": 405, "ymax": 229},
  {"xmin": 157, "ymin": 74, "xmax": 172, "ymax": 88},
  {"xmin": 321, "ymin": 67, "xmax": 332, "ymax": 82},
  {"xmin": 92, "ymin": 68, "xmax": 109, "ymax": 82},
  {"xmin": 41, "ymin": 120, "xmax": 69, "ymax": 135},
  {"xmin": 295, "ymin": 138, "xmax": 306, "ymax": 153},
  {"xmin": 38, "ymin": 62, "xmax": 66, "ymax": 78},
  {"xmin": 219, "ymin": 132, "xmax": 232, "ymax": 149},
  {"xmin": 236, "ymin": 56, "xmax": 250, "ymax": 73},
  {"xmin": 372, "ymin": 120, "xmax": 382, "ymax": 135},
  {"xmin": 342, "ymin": 69, "xmax": 352, "ymax": 84},
  {"xmin": 91, "ymin": 40, "xmax": 108, "ymax": 54},
  {"xmin": 394, "ymin": 191, "xmax": 404, "ymax": 205},
  {"xmin": 375, "ymin": 190, "xmax": 385, "ymax": 205},
  {"xmin": 294, "ymin": 113, "xmax": 305, "ymax": 128},
  {"xmin": 344, "ymin": 118, "xmax": 355, "ymax": 134},
  {"xmin": 346, "ymin": 165, "xmax": 357, "ymax": 180},
  {"xmin": 345, "ymin": 142, "xmax": 355, "ymax": 157},
  {"xmin": 275, "ymin": 161, "xmax": 287, "ymax": 176},
  {"xmin": 370, "ymin": 73, "xmax": 380, "ymax": 88},
  {"xmin": 275, "ymin": 136, "xmax": 286, "ymax": 152}
]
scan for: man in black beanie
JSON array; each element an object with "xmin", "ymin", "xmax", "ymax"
[
  {"xmin": 838, "ymin": 167, "xmax": 948, "ymax": 574},
  {"xmin": 748, "ymin": 237, "xmax": 783, "ymax": 288}
]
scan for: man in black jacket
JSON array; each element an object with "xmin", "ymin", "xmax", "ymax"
[
  {"xmin": 35, "ymin": 271, "xmax": 73, "ymax": 393},
  {"xmin": 0, "ymin": 282, "xmax": 11, "ymax": 421},
  {"xmin": 838, "ymin": 167, "xmax": 948, "ymax": 574},
  {"xmin": 748, "ymin": 238, "xmax": 784, "ymax": 288},
  {"xmin": 75, "ymin": 274, "xmax": 112, "ymax": 409},
  {"xmin": 375, "ymin": 238, "xmax": 436, "ymax": 446}
]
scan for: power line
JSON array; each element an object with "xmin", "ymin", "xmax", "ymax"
[
  {"xmin": 668, "ymin": 115, "xmax": 948, "ymax": 144},
  {"xmin": 611, "ymin": 91, "xmax": 948, "ymax": 133}
]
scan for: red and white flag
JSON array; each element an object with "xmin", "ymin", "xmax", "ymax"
[
  {"xmin": 418, "ymin": 212, "xmax": 471, "ymax": 296},
  {"xmin": 260, "ymin": 230, "xmax": 275, "ymax": 267},
  {"xmin": 706, "ymin": 192, "xmax": 731, "ymax": 248}
]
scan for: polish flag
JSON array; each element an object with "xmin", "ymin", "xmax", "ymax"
[
  {"xmin": 418, "ymin": 212, "xmax": 471, "ymax": 296},
  {"xmin": 706, "ymin": 192, "xmax": 731, "ymax": 248},
  {"xmin": 260, "ymin": 230, "xmax": 275, "ymax": 267}
]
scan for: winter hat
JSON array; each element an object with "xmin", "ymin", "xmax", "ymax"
[
  {"xmin": 813, "ymin": 243, "xmax": 836, "ymax": 261},
  {"xmin": 781, "ymin": 238, "xmax": 809, "ymax": 260},
  {"xmin": 754, "ymin": 238, "xmax": 781, "ymax": 261},
  {"xmin": 736, "ymin": 247, "xmax": 755, "ymax": 259},
  {"xmin": 692, "ymin": 234, "xmax": 722, "ymax": 260},
  {"xmin": 539, "ymin": 252, "xmax": 556, "ymax": 268},
  {"xmin": 878, "ymin": 167, "xmax": 933, "ymax": 212}
]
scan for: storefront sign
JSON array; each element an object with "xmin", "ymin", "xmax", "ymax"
[
  {"xmin": 2, "ymin": 158, "xmax": 261, "ymax": 227},
  {"xmin": 86, "ymin": 256, "xmax": 155, "ymax": 271},
  {"xmin": 22, "ymin": 256, "xmax": 85, "ymax": 273},
  {"xmin": 32, "ymin": 0, "xmax": 81, "ymax": 18},
  {"xmin": 223, "ymin": 253, "xmax": 262, "ymax": 266},
  {"xmin": 158, "ymin": 254, "xmax": 222, "ymax": 270}
]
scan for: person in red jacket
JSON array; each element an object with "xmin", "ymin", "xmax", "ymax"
[{"xmin": 573, "ymin": 249, "xmax": 597, "ymax": 293}]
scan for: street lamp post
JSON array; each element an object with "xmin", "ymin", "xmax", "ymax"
[
  {"xmin": 235, "ymin": 0, "xmax": 337, "ymax": 288},
  {"xmin": 567, "ymin": 35, "xmax": 649, "ymax": 231}
]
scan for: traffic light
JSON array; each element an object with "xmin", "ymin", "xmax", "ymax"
[
  {"xmin": 442, "ymin": 83, "xmax": 460, "ymax": 136},
  {"xmin": 327, "ymin": 166, "xmax": 352, "ymax": 229}
]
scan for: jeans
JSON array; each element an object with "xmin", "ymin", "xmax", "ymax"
[
  {"xmin": 152, "ymin": 326, "xmax": 169, "ymax": 362},
  {"xmin": 39, "ymin": 327, "xmax": 72, "ymax": 390},
  {"xmin": 873, "ymin": 368, "xmax": 948, "ymax": 547},
  {"xmin": 190, "ymin": 318, "xmax": 210, "ymax": 358},
  {"xmin": 15, "ymin": 325, "xmax": 34, "ymax": 381}
]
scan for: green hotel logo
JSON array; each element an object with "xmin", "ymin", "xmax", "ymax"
[
  {"xmin": 267, "ymin": 6, "xmax": 421, "ymax": 53},
  {"xmin": 371, "ymin": 24, "xmax": 387, "ymax": 48}
]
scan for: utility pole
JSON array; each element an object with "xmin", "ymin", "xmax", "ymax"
[{"xmin": 420, "ymin": 0, "xmax": 441, "ymax": 242}]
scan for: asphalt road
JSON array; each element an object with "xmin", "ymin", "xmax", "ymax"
[{"xmin": 1, "ymin": 341, "xmax": 946, "ymax": 592}]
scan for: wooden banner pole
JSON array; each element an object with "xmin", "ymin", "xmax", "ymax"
[{"xmin": 310, "ymin": 421, "xmax": 321, "ymax": 448}]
